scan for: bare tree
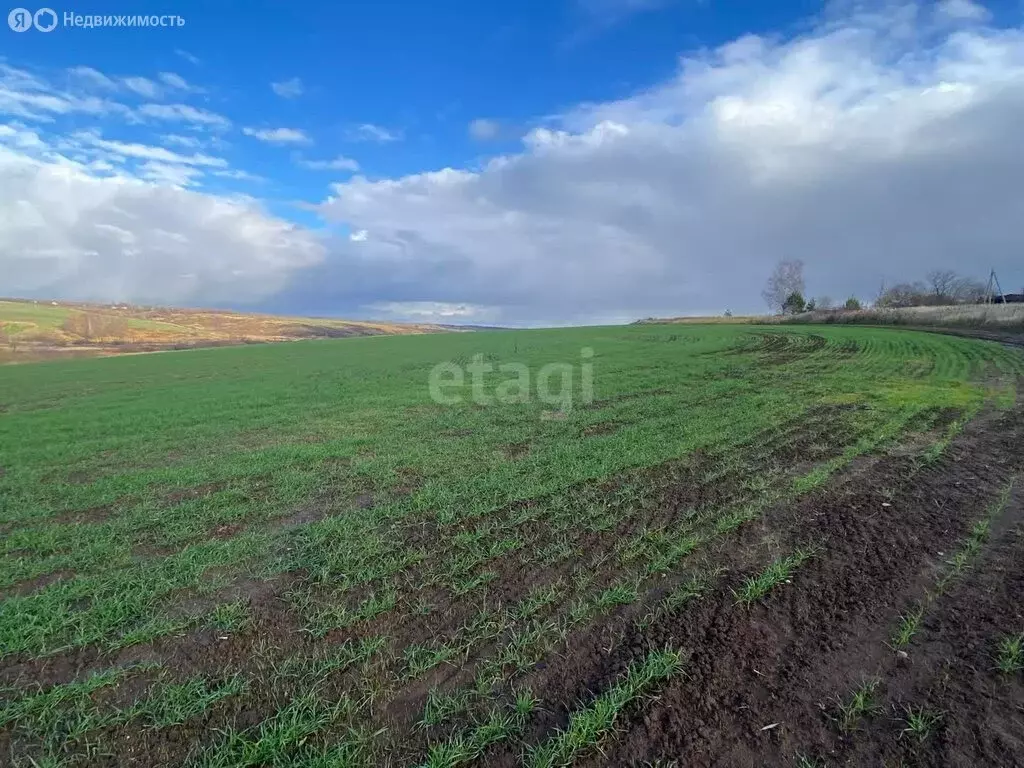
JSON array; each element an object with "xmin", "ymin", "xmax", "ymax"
[
  {"xmin": 873, "ymin": 280, "xmax": 888, "ymax": 307},
  {"xmin": 877, "ymin": 282, "xmax": 928, "ymax": 308},
  {"xmin": 762, "ymin": 260, "xmax": 805, "ymax": 314},
  {"xmin": 926, "ymin": 270, "xmax": 960, "ymax": 303},
  {"xmin": 952, "ymin": 277, "xmax": 988, "ymax": 304},
  {"xmin": 814, "ymin": 296, "xmax": 834, "ymax": 310},
  {"xmin": 62, "ymin": 313, "xmax": 91, "ymax": 340},
  {"xmin": 0, "ymin": 323, "xmax": 15, "ymax": 353},
  {"xmin": 61, "ymin": 312, "xmax": 128, "ymax": 342}
]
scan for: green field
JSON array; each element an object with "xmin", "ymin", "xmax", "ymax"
[
  {"xmin": 1, "ymin": 324, "xmax": 1022, "ymax": 766},
  {"xmin": 0, "ymin": 300, "xmax": 189, "ymax": 338}
]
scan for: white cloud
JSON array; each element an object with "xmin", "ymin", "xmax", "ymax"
[
  {"xmin": 65, "ymin": 67, "xmax": 198, "ymax": 99},
  {"xmin": 122, "ymin": 76, "xmax": 161, "ymax": 99},
  {"xmin": 158, "ymin": 72, "xmax": 194, "ymax": 91},
  {"xmin": 155, "ymin": 72, "xmax": 201, "ymax": 94},
  {"xmin": 3, "ymin": 3, "xmax": 1024, "ymax": 327},
  {"xmin": 0, "ymin": 123, "xmax": 46, "ymax": 150},
  {"xmin": 298, "ymin": 154, "xmax": 359, "ymax": 171},
  {"xmin": 369, "ymin": 301, "xmax": 498, "ymax": 323},
  {"xmin": 161, "ymin": 133, "xmax": 202, "ymax": 149},
  {"xmin": 936, "ymin": 0, "xmax": 991, "ymax": 21},
  {"xmin": 243, "ymin": 126, "xmax": 311, "ymax": 144},
  {"xmin": 137, "ymin": 161, "xmax": 204, "ymax": 187},
  {"xmin": 347, "ymin": 123, "xmax": 401, "ymax": 143},
  {"xmin": 468, "ymin": 118, "xmax": 501, "ymax": 140},
  {"xmin": 310, "ymin": 7, "xmax": 1024, "ymax": 325},
  {"xmin": 138, "ymin": 103, "xmax": 231, "ymax": 129},
  {"xmin": 213, "ymin": 168, "xmax": 265, "ymax": 183},
  {"xmin": 73, "ymin": 131, "xmax": 227, "ymax": 167},
  {"xmin": 0, "ymin": 63, "xmax": 47, "ymax": 92},
  {"xmin": 0, "ymin": 147, "xmax": 323, "ymax": 304},
  {"xmin": 271, "ymin": 78, "xmax": 304, "ymax": 98},
  {"xmin": 67, "ymin": 66, "xmax": 117, "ymax": 89},
  {"xmin": 175, "ymin": 49, "xmax": 201, "ymax": 65},
  {"xmin": 1, "ymin": 65, "xmax": 131, "ymax": 122}
]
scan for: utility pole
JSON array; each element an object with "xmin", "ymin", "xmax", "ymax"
[{"xmin": 986, "ymin": 270, "xmax": 1005, "ymax": 304}]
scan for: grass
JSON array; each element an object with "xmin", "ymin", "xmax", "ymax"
[
  {"xmin": 0, "ymin": 297, "xmax": 444, "ymax": 362},
  {"xmin": 525, "ymin": 649, "xmax": 682, "ymax": 768},
  {"xmin": 900, "ymin": 706, "xmax": 943, "ymax": 745},
  {"xmin": 420, "ymin": 688, "xmax": 474, "ymax": 728},
  {"xmin": 1, "ymin": 323, "xmax": 1020, "ymax": 762},
  {"xmin": 0, "ymin": 666, "xmax": 144, "ymax": 731},
  {"xmin": 995, "ymin": 633, "xmax": 1024, "ymax": 675},
  {"xmin": 0, "ymin": 666, "xmax": 244, "ymax": 756},
  {"xmin": 734, "ymin": 546, "xmax": 818, "ymax": 605},
  {"xmin": 835, "ymin": 679, "xmax": 881, "ymax": 732},
  {"xmin": 201, "ymin": 690, "xmax": 364, "ymax": 768},
  {"xmin": 662, "ymin": 571, "xmax": 718, "ymax": 613},
  {"xmin": 274, "ymin": 637, "xmax": 385, "ymax": 681},
  {"xmin": 129, "ymin": 674, "xmax": 247, "ymax": 727},
  {"xmin": 419, "ymin": 690, "xmax": 537, "ymax": 768},
  {"xmin": 936, "ymin": 517, "xmax": 992, "ymax": 592},
  {"xmin": 890, "ymin": 607, "xmax": 925, "ymax": 650}
]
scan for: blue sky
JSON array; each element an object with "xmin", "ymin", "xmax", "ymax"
[
  {"xmin": 2, "ymin": 0, "xmax": 1024, "ymax": 324},
  {"xmin": 4, "ymin": 0, "xmax": 833, "ymax": 189}
]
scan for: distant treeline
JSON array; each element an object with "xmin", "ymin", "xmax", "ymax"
[
  {"xmin": 771, "ymin": 302, "xmax": 1024, "ymax": 333},
  {"xmin": 873, "ymin": 270, "xmax": 1017, "ymax": 308},
  {"xmin": 762, "ymin": 262, "xmax": 1020, "ymax": 318}
]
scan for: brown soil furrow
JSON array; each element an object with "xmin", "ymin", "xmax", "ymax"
[
  {"xmin": 831, "ymin": 485, "xmax": 1024, "ymax": 767},
  {"xmin": 1, "ymin": 402, "xmax": 1011, "ymax": 767},
  {"xmin": 479, "ymin": 404, "xmax": 1024, "ymax": 767}
]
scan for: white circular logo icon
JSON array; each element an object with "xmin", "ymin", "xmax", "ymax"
[
  {"xmin": 8, "ymin": 7, "xmax": 33, "ymax": 31},
  {"xmin": 33, "ymin": 7, "xmax": 57, "ymax": 31}
]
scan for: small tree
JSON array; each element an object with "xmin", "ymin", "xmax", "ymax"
[
  {"xmin": 762, "ymin": 260, "xmax": 805, "ymax": 314},
  {"xmin": 844, "ymin": 296, "xmax": 862, "ymax": 310},
  {"xmin": 806, "ymin": 298, "xmax": 817, "ymax": 312},
  {"xmin": 783, "ymin": 291, "xmax": 807, "ymax": 314}
]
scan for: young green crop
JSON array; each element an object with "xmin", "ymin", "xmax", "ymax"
[
  {"xmin": 1, "ymin": 323, "xmax": 1019, "ymax": 762},
  {"xmin": 996, "ymin": 633, "xmax": 1024, "ymax": 675},
  {"xmin": 734, "ymin": 547, "xmax": 818, "ymax": 605},
  {"xmin": 900, "ymin": 706, "xmax": 943, "ymax": 745},
  {"xmin": 890, "ymin": 606, "xmax": 925, "ymax": 649},
  {"xmin": 419, "ymin": 691, "xmax": 537, "ymax": 768},
  {"xmin": 835, "ymin": 679, "xmax": 881, "ymax": 732},
  {"xmin": 526, "ymin": 649, "xmax": 682, "ymax": 768}
]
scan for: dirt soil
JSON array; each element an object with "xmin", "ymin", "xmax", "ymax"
[
  {"xmin": 3, "ymin": 403, "xmax": 1023, "ymax": 766},
  {"xmin": 489, "ymin": 404, "xmax": 1024, "ymax": 767}
]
